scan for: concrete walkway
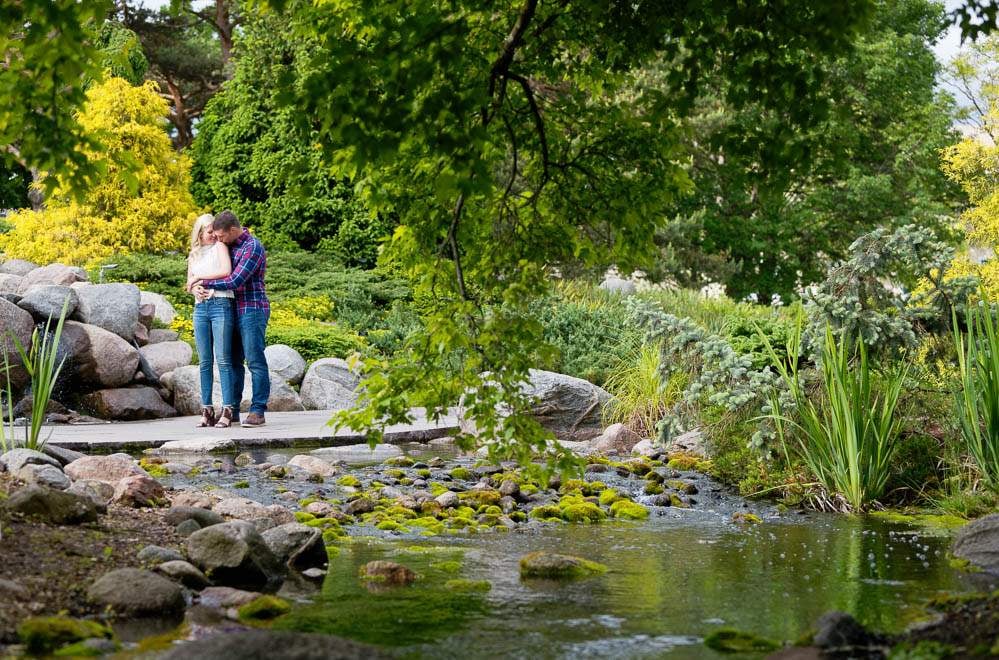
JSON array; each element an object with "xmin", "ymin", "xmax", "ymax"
[{"xmin": 42, "ymin": 409, "xmax": 461, "ymax": 452}]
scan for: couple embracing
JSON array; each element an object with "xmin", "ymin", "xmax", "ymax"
[{"xmin": 186, "ymin": 210, "xmax": 270, "ymax": 429}]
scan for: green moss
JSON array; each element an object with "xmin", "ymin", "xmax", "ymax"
[
  {"xmin": 458, "ymin": 489, "xmax": 501, "ymax": 507},
  {"xmin": 644, "ymin": 482, "xmax": 664, "ymax": 495},
  {"xmin": 238, "ymin": 595, "xmax": 292, "ymax": 622},
  {"xmin": 888, "ymin": 640, "xmax": 955, "ymax": 659},
  {"xmin": 509, "ymin": 511, "xmax": 527, "ymax": 522},
  {"xmin": 233, "ymin": 480, "xmax": 250, "ymax": 489},
  {"xmin": 384, "ymin": 456, "xmax": 415, "ymax": 467},
  {"xmin": 519, "ymin": 552, "xmax": 607, "ymax": 579},
  {"xmin": 444, "ymin": 579, "xmax": 491, "ymax": 592},
  {"xmin": 409, "ymin": 517, "xmax": 446, "ymax": 534},
  {"xmin": 304, "ymin": 517, "xmax": 341, "ymax": 529},
  {"xmin": 666, "ymin": 479, "xmax": 697, "ymax": 494},
  {"xmin": 610, "ymin": 500, "xmax": 650, "ymax": 520},
  {"xmin": 187, "ymin": 466, "xmax": 203, "ymax": 476},
  {"xmin": 598, "ymin": 488, "xmax": 624, "ymax": 506},
  {"xmin": 432, "ymin": 560, "xmax": 463, "ymax": 573},
  {"xmin": 323, "ymin": 528, "xmax": 346, "ymax": 544},
  {"xmin": 338, "ymin": 475, "xmax": 361, "ymax": 488},
  {"xmin": 429, "ymin": 482, "xmax": 450, "ymax": 496},
  {"xmin": 298, "ymin": 497, "xmax": 319, "ymax": 508},
  {"xmin": 451, "ymin": 506, "xmax": 477, "ymax": 519},
  {"xmin": 704, "ymin": 629, "xmax": 780, "ymax": 653},
  {"xmin": 385, "ymin": 468, "xmax": 406, "ymax": 479},
  {"xmin": 947, "ymin": 556, "xmax": 982, "ymax": 573},
  {"xmin": 295, "ymin": 511, "xmax": 316, "ymax": 523},
  {"xmin": 139, "ymin": 459, "xmax": 168, "ymax": 478},
  {"xmin": 669, "ymin": 494, "xmax": 689, "ymax": 508},
  {"xmin": 870, "ymin": 511, "xmax": 968, "ymax": 536},
  {"xmin": 732, "ymin": 512, "xmax": 762, "ymax": 524},
  {"xmin": 528, "ymin": 504, "xmax": 563, "ymax": 521},
  {"xmin": 449, "ymin": 467, "xmax": 474, "ymax": 481},
  {"xmin": 666, "ymin": 454, "xmax": 699, "ymax": 471},
  {"xmin": 520, "ymin": 483, "xmax": 539, "ymax": 496},
  {"xmin": 482, "ymin": 505, "xmax": 502, "ymax": 516},
  {"xmin": 18, "ymin": 617, "xmax": 112, "ymax": 655},
  {"xmin": 560, "ymin": 501, "xmax": 607, "ymax": 523},
  {"xmin": 385, "ymin": 505, "xmax": 418, "ymax": 519},
  {"xmin": 416, "ymin": 469, "xmax": 431, "ymax": 478},
  {"xmin": 377, "ymin": 520, "xmax": 404, "ymax": 532},
  {"xmin": 53, "ymin": 640, "xmax": 114, "ymax": 656}
]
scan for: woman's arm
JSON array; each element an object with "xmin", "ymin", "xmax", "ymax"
[
  {"xmin": 185, "ymin": 259, "xmax": 196, "ymax": 293},
  {"xmin": 191, "ymin": 243, "xmax": 233, "ymax": 280}
]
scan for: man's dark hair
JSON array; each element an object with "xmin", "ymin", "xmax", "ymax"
[{"xmin": 212, "ymin": 210, "xmax": 240, "ymax": 231}]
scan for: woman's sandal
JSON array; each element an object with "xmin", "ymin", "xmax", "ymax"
[
  {"xmin": 197, "ymin": 406, "xmax": 216, "ymax": 428},
  {"xmin": 214, "ymin": 406, "xmax": 235, "ymax": 429}
]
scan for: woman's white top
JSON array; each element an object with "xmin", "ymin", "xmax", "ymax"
[{"xmin": 190, "ymin": 245, "xmax": 234, "ymax": 299}]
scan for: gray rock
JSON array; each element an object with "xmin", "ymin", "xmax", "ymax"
[
  {"xmin": 81, "ymin": 386, "xmax": 177, "ymax": 421},
  {"xmin": 138, "ymin": 545, "xmax": 185, "ymax": 564},
  {"xmin": 0, "ymin": 273, "xmax": 24, "ymax": 294},
  {"xmin": 42, "ymin": 444, "xmax": 86, "ymax": 466},
  {"xmin": 378, "ymin": 486, "xmax": 404, "ymax": 500},
  {"xmin": 265, "ymin": 344, "xmax": 307, "ymax": 385},
  {"xmin": 0, "ymin": 297, "xmax": 35, "ymax": 390},
  {"xmin": 1, "ymin": 448, "xmax": 61, "ymax": 473},
  {"xmin": 2, "ymin": 485, "xmax": 98, "ymax": 524},
  {"xmin": 0, "ymin": 259, "xmax": 38, "ymax": 277},
  {"xmin": 148, "ymin": 328, "xmax": 180, "ymax": 344},
  {"xmin": 176, "ymin": 519, "xmax": 201, "ymax": 536},
  {"xmin": 589, "ymin": 423, "xmax": 642, "ymax": 454},
  {"xmin": 87, "ymin": 568, "xmax": 185, "ymax": 617},
  {"xmin": 17, "ymin": 263, "xmax": 85, "ymax": 294},
  {"xmin": 287, "ymin": 455, "xmax": 338, "ymax": 477},
  {"xmin": 261, "ymin": 522, "xmax": 327, "ymax": 570},
  {"xmin": 66, "ymin": 480, "xmax": 113, "ymax": 511},
  {"xmin": 631, "ymin": 438, "xmax": 658, "ymax": 457},
  {"xmin": 952, "ymin": 513, "xmax": 999, "ymax": 574},
  {"xmin": 72, "ymin": 283, "xmax": 141, "ymax": 341},
  {"xmin": 139, "ymin": 291, "xmax": 177, "ymax": 326},
  {"xmin": 17, "ymin": 284, "xmax": 78, "ymax": 321},
  {"xmin": 61, "ymin": 320, "xmax": 140, "ymax": 388},
  {"xmin": 435, "ymin": 491, "xmax": 459, "ymax": 508},
  {"xmin": 159, "ymin": 630, "xmax": 389, "ymax": 660},
  {"xmin": 310, "ymin": 443, "xmax": 402, "ymax": 465},
  {"xmin": 524, "ymin": 369, "xmax": 613, "ymax": 442},
  {"xmin": 812, "ymin": 611, "xmax": 880, "ymax": 649},
  {"xmin": 171, "ymin": 365, "xmax": 304, "ymax": 415},
  {"xmin": 156, "ymin": 560, "xmax": 210, "ymax": 589},
  {"xmin": 186, "ymin": 520, "xmax": 286, "ymax": 591},
  {"xmin": 65, "ymin": 455, "xmax": 146, "ymax": 484},
  {"xmin": 343, "ymin": 497, "xmax": 375, "ymax": 515},
  {"xmin": 300, "ymin": 358, "xmax": 360, "ymax": 410},
  {"xmin": 139, "ymin": 341, "xmax": 193, "ymax": 378},
  {"xmin": 16, "ymin": 463, "xmax": 70, "ymax": 490},
  {"xmin": 599, "ymin": 276, "xmax": 637, "ymax": 295},
  {"xmin": 164, "ymin": 506, "xmax": 225, "ymax": 529},
  {"xmin": 157, "ymin": 437, "xmax": 235, "ymax": 453}
]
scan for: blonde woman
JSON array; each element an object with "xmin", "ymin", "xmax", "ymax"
[{"xmin": 186, "ymin": 213, "xmax": 238, "ymax": 428}]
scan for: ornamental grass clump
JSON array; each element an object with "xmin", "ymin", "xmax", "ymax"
[
  {"xmin": 603, "ymin": 342, "xmax": 686, "ymax": 437},
  {"xmin": 953, "ymin": 295, "xmax": 999, "ymax": 490},
  {"xmin": 763, "ymin": 324, "xmax": 908, "ymax": 511}
]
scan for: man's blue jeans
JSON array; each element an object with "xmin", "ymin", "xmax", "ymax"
[
  {"xmin": 232, "ymin": 308, "xmax": 270, "ymax": 415},
  {"xmin": 192, "ymin": 297, "xmax": 237, "ymax": 408}
]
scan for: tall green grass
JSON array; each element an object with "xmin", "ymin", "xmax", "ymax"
[
  {"xmin": 953, "ymin": 296, "xmax": 999, "ymax": 490},
  {"xmin": 763, "ymin": 324, "xmax": 908, "ymax": 511},
  {"xmin": 602, "ymin": 342, "xmax": 686, "ymax": 437}
]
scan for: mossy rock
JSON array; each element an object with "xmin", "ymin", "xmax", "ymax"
[
  {"xmin": 298, "ymin": 497, "xmax": 318, "ymax": 508},
  {"xmin": 610, "ymin": 500, "xmax": 650, "ymax": 520},
  {"xmin": 138, "ymin": 459, "xmax": 169, "ymax": 478},
  {"xmin": 449, "ymin": 467, "xmax": 474, "ymax": 481},
  {"xmin": 560, "ymin": 502, "xmax": 607, "ymax": 523},
  {"xmin": 732, "ymin": 512, "xmax": 762, "ymax": 524},
  {"xmin": 416, "ymin": 469, "xmax": 431, "ymax": 478},
  {"xmin": 666, "ymin": 479, "xmax": 698, "ymax": 495},
  {"xmin": 432, "ymin": 560, "xmax": 463, "ymax": 573},
  {"xmin": 385, "ymin": 468, "xmax": 406, "ymax": 479},
  {"xmin": 520, "ymin": 483, "xmax": 539, "ymax": 496},
  {"xmin": 18, "ymin": 617, "xmax": 112, "ymax": 655},
  {"xmin": 644, "ymin": 482, "xmax": 664, "ymax": 495},
  {"xmin": 237, "ymin": 595, "xmax": 292, "ymax": 622},
  {"xmin": 409, "ymin": 517, "xmax": 446, "ymax": 534},
  {"xmin": 528, "ymin": 505, "xmax": 563, "ymax": 521},
  {"xmin": 383, "ymin": 456, "xmax": 415, "ymax": 467},
  {"xmin": 870, "ymin": 511, "xmax": 968, "ymax": 536},
  {"xmin": 703, "ymin": 629, "xmax": 780, "ymax": 653},
  {"xmin": 519, "ymin": 551, "xmax": 607, "ymax": 580},
  {"xmin": 385, "ymin": 505, "xmax": 418, "ymax": 520},
  {"xmin": 233, "ymin": 480, "xmax": 250, "ymax": 489},
  {"xmin": 295, "ymin": 511, "xmax": 316, "ymax": 523},
  {"xmin": 598, "ymin": 488, "xmax": 624, "ymax": 506},
  {"xmin": 337, "ymin": 475, "xmax": 361, "ymax": 488},
  {"xmin": 304, "ymin": 517, "xmax": 341, "ymax": 529},
  {"xmin": 669, "ymin": 494, "xmax": 689, "ymax": 508},
  {"xmin": 666, "ymin": 454, "xmax": 700, "ymax": 471},
  {"xmin": 322, "ymin": 528, "xmax": 346, "ymax": 544},
  {"xmin": 377, "ymin": 520, "xmax": 404, "ymax": 532},
  {"xmin": 429, "ymin": 482, "xmax": 450, "ymax": 496},
  {"xmin": 458, "ymin": 489, "xmax": 501, "ymax": 507},
  {"xmin": 444, "ymin": 579, "xmax": 491, "ymax": 592},
  {"xmin": 53, "ymin": 639, "xmax": 116, "ymax": 656}
]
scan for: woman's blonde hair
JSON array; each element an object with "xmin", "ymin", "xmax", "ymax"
[{"xmin": 189, "ymin": 213, "xmax": 215, "ymax": 257}]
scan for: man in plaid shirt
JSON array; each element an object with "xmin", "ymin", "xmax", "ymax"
[{"xmin": 194, "ymin": 210, "xmax": 271, "ymax": 427}]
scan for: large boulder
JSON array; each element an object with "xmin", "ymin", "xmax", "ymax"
[
  {"xmin": 171, "ymin": 365, "xmax": 304, "ymax": 415},
  {"xmin": 0, "ymin": 274, "xmax": 24, "ymax": 294},
  {"xmin": 952, "ymin": 513, "xmax": 999, "ymax": 574},
  {"xmin": 17, "ymin": 264, "xmax": 85, "ymax": 294},
  {"xmin": 81, "ymin": 386, "xmax": 176, "ymax": 421},
  {"xmin": 185, "ymin": 520, "xmax": 286, "ymax": 591},
  {"xmin": 159, "ymin": 630, "xmax": 389, "ymax": 660},
  {"xmin": 17, "ymin": 285, "xmax": 78, "ymax": 322},
  {"xmin": 64, "ymin": 455, "xmax": 146, "ymax": 484},
  {"xmin": 148, "ymin": 329, "xmax": 180, "ymax": 345},
  {"xmin": 264, "ymin": 344, "xmax": 306, "ymax": 385},
  {"xmin": 0, "ymin": 297, "xmax": 35, "ymax": 390},
  {"xmin": 87, "ymin": 568, "xmax": 185, "ymax": 617},
  {"xmin": 139, "ymin": 291, "xmax": 177, "ymax": 326},
  {"xmin": 287, "ymin": 455, "xmax": 338, "ymax": 477},
  {"xmin": 0, "ymin": 259, "xmax": 38, "ymax": 277},
  {"xmin": 61, "ymin": 321, "xmax": 140, "ymax": 388},
  {"xmin": 139, "ymin": 341, "xmax": 192, "ymax": 377},
  {"xmin": 1, "ymin": 485, "xmax": 98, "ymax": 524},
  {"xmin": 300, "ymin": 358, "xmax": 360, "ymax": 411},
  {"xmin": 261, "ymin": 522, "xmax": 327, "ymax": 570},
  {"xmin": 72, "ymin": 283, "xmax": 141, "ymax": 341},
  {"xmin": 16, "ymin": 464, "xmax": 71, "ymax": 490},
  {"xmin": 524, "ymin": 369, "xmax": 613, "ymax": 442},
  {"xmin": 0, "ymin": 448, "xmax": 61, "ymax": 473}
]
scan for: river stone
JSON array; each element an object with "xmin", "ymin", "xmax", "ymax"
[
  {"xmin": 198, "ymin": 586, "xmax": 262, "ymax": 608},
  {"xmin": 287, "ymin": 455, "xmax": 338, "ymax": 477},
  {"xmin": 61, "ymin": 321, "xmax": 140, "ymax": 388},
  {"xmin": 159, "ymin": 630, "xmax": 389, "ymax": 660},
  {"xmin": 164, "ymin": 506, "xmax": 225, "ymax": 529},
  {"xmin": 519, "ymin": 551, "xmax": 607, "ymax": 579},
  {"xmin": 112, "ymin": 475, "xmax": 166, "ymax": 508},
  {"xmin": 952, "ymin": 513, "xmax": 999, "ymax": 574},
  {"xmin": 156, "ymin": 560, "xmax": 210, "ymax": 590},
  {"xmin": 343, "ymin": 497, "xmax": 375, "ymax": 516},
  {"xmin": 81, "ymin": 386, "xmax": 177, "ymax": 421},
  {"xmin": 139, "ymin": 291, "xmax": 177, "ymax": 326},
  {"xmin": 139, "ymin": 341, "xmax": 193, "ymax": 378},
  {"xmin": 0, "ymin": 273, "xmax": 24, "ymax": 294},
  {"xmin": 0, "ymin": 259, "xmax": 38, "ymax": 277},
  {"xmin": 599, "ymin": 276, "xmax": 637, "ymax": 295},
  {"xmin": 0, "ymin": 297, "xmax": 34, "ymax": 390},
  {"xmin": 170, "ymin": 365, "xmax": 304, "ymax": 415},
  {"xmin": 138, "ymin": 545, "xmax": 185, "ymax": 564},
  {"xmin": 17, "ymin": 263, "xmax": 85, "ymax": 294},
  {"xmin": 631, "ymin": 438, "xmax": 658, "ymax": 457},
  {"xmin": 16, "ymin": 463, "xmax": 71, "ymax": 490},
  {"xmin": 589, "ymin": 423, "xmax": 642, "ymax": 454},
  {"xmin": 2, "ymin": 485, "xmax": 98, "ymax": 524},
  {"xmin": 310, "ymin": 443, "xmax": 402, "ymax": 465},
  {"xmin": 1, "ymin": 448, "xmax": 61, "ymax": 473},
  {"xmin": 72, "ymin": 283, "xmax": 141, "ymax": 341},
  {"xmin": 17, "ymin": 285, "xmax": 78, "ymax": 321},
  {"xmin": 42, "ymin": 444, "xmax": 86, "ymax": 466},
  {"xmin": 87, "ymin": 568, "xmax": 185, "ymax": 617},
  {"xmin": 261, "ymin": 522, "xmax": 327, "ymax": 570},
  {"xmin": 186, "ymin": 520, "xmax": 286, "ymax": 591},
  {"xmin": 360, "ymin": 560, "xmax": 415, "ymax": 586},
  {"xmin": 176, "ymin": 519, "xmax": 201, "ymax": 536},
  {"xmin": 64, "ymin": 455, "xmax": 146, "ymax": 484},
  {"xmin": 157, "ymin": 437, "xmax": 236, "ymax": 453},
  {"xmin": 265, "ymin": 344, "xmax": 307, "ymax": 385},
  {"xmin": 66, "ymin": 480, "xmax": 113, "ymax": 512},
  {"xmin": 435, "ymin": 491, "xmax": 459, "ymax": 508},
  {"xmin": 148, "ymin": 328, "xmax": 180, "ymax": 345},
  {"xmin": 524, "ymin": 369, "xmax": 613, "ymax": 442},
  {"xmin": 812, "ymin": 611, "xmax": 880, "ymax": 649},
  {"xmin": 171, "ymin": 490, "xmax": 217, "ymax": 509},
  {"xmin": 300, "ymin": 358, "xmax": 360, "ymax": 410}
]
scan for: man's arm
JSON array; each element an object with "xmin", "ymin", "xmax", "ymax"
[{"xmin": 201, "ymin": 243, "xmax": 263, "ymax": 291}]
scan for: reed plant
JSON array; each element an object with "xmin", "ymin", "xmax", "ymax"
[
  {"xmin": 953, "ymin": 295, "xmax": 999, "ymax": 490},
  {"xmin": 762, "ymin": 324, "xmax": 908, "ymax": 511},
  {"xmin": 603, "ymin": 342, "xmax": 686, "ymax": 437}
]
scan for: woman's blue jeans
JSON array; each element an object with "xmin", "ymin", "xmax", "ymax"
[{"xmin": 192, "ymin": 297, "xmax": 237, "ymax": 409}]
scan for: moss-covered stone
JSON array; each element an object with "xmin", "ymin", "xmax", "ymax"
[
  {"xmin": 610, "ymin": 500, "xmax": 650, "ymax": 520},
  {"xmin": 295, "ymin": 511, "xmax": 316, "ymax": 523},
  {"xmin": 598, "ymin": 488, "xmax": 624, "ymax": 506},
  {"xmin": 53, "ymin": 639, "xmax": 115, "ymax": 656},
  {"xmin": 429, "ymin": 482, "xmax": 450, "ymax": 496},
  {"xmin": 520, "ymin": 483, "xmax": 539, "ymax": 496},
  {"xmin": 666, "ymin": 454, "xmax": 700, "ymax": 471},
  {"xmin": 18, "ymin": 617, "xmax": 112, "ymax": 655},
  {"xmin": 644, "ymin": 482, "xmax": 664, "ymax": 495},
  {"xmin": 384, "ymin": 456, "xmax": 415, "ymax": 467},
  {"xmin": 304, "ymin": 517, "xmax": 341, "ymax": 529},
  {"xmin": 458, "ymin": 489, "xmax": 501, "ymax": 507},
  {"xmin": 409, "ymin": 517, "xmax": 446, "ymax": 534},
  {"xmin": 450, "ymin": 467, "xmax": 474, "ymax": 481},
  {"xmin": 732, "ymin": 512, "xmax": 762, "ymax": 524},
  {"xmin": 560, "ymin": 501, "xmax": 607, "ymax": 523},
  {"xmin": 385, "ymin": 505, "xmax": 418, "ymax": 519},
  {"xmin": 528, "ymin": 504, "xmax": 563, "ymax": 521},
  {"xmin": 666, "ymin": 479, "xmax": 698, "ymax": 495},
  {"xmin": 233, "ymin": 480, "xmax": 250, "ymax": 489},
  {"xmin": 519, "ymin": 551, "xmax": 607, "ymax": 580},
  {"xmin": 138, "ymin": 458, "xmax": 168, "ymax": 478},
  {"xmin": 377, "ymin": 520, "xmax": 404, "ymax": 532},
  {"xmin": 703, "ymin": 629, "xmax": 780, "ymax": 653},
  {"xmin": 444, "ymin": 579, "xmax": 492, "ymax": 592},
  {"xmin": 337, "ymin": 475, "xmax": 361, "ymax": 488},
  {"xmin": 237, "ymin": 595, "xmax": 292, "ymax": 622}
]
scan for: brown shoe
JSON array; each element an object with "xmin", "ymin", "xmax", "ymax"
[
  {"xmin": 243, "ymin": 412, "xmax": 266, "ymax": 427},
  {"xmin": 196, "ymin": 406, "xmax": 216, "ymax": 428},
  {"xmin": 214, "ymin": 406, "xmax": 235, "ymax": 428}
]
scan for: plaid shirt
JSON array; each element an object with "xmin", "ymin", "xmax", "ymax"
[{"xmin": 201, "ymin": 229, "xmax": 270, "ymax": 314}]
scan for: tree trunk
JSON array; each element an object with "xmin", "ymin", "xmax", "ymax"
[{"xmin": 164, "ymin": 77, "xmax": 194, "ymax": 149}]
